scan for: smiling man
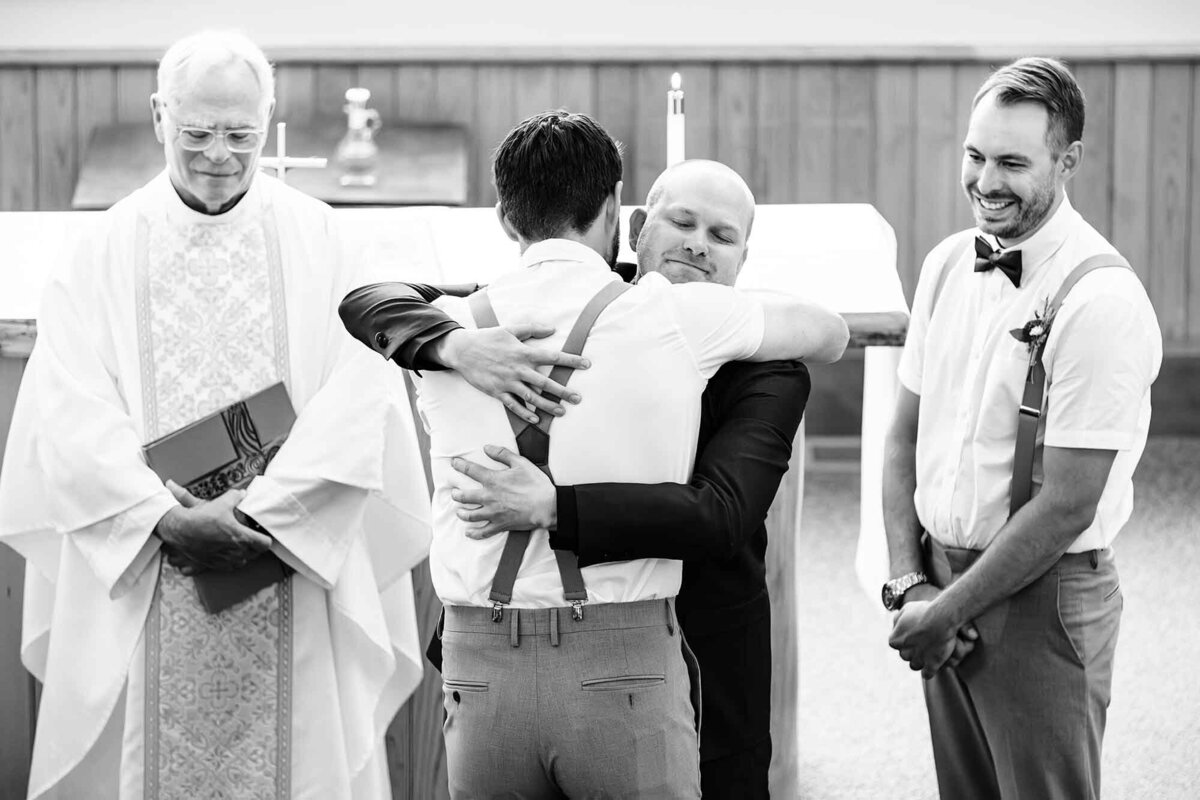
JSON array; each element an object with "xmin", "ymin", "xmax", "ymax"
[
  {"xmin": 882, "ymin": 58, "xmax": 1161, "ymax": 799},
  {"xmin": 0, "ymin": 30, "xmax": 432, "ymax": 799}
]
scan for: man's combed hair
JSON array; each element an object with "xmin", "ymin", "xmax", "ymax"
[
  {"xmin": 974, "ymin": 56, "xmax": 1085, "ymax": 156},
  {"xmin": 492, "ymin": 110, "xmax": 623, "ymax": 241},
  {"xmin": 157, "ymin": 30, "xmax": 275, "ymax": 110}
]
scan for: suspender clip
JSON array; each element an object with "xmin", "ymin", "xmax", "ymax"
[
  {"xmin": 570, "ymin": 600, "xmax": 585, "ymax": 622},
  {"xmin": 491, "ymin": 603, "xmax": 504, "ymax": 623}
]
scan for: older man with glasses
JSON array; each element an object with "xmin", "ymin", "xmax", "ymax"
[{"xmin": 0, "ymin": 29, "xmax": 431, "ymax": 799}]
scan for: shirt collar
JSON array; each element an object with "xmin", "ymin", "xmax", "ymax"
[
  {"xmin": 978, "ymin": 193, "xmax": 1076, "ymax": 282},
  {"xmin": 520, "ymin": 238, "xmax": 614, "ymax": 275}
]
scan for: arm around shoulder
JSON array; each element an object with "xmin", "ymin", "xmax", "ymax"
[{"xmin": 751, "ymin": 293, "xmax": 849, "ymax": 364}]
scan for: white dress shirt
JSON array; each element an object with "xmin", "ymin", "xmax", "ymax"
[
  {"xmin": 899, "ymin": 196, "xmax": 1162, "ymax": 552},
  {"xmin": 416, "ymin": 238, "xmax": 766, "ymax": 608}
]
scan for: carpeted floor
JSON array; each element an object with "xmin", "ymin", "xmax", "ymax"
[{"xmin": 795, "ymin": 436, "xmax": 1200, "ymax": 799}]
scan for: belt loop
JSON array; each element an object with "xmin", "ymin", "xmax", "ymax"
[
  {"xmin": 1090, "ymin": 549, "xmax": 1099, "ymax": 569},
  {"xmin": 550, "ymin": 608, "xmax": 560, "ymax": 647},
  {"xmin": 665, "ymin": 599, "xmax": 675, "ymax": 636},
  {"xmin": 510, "ymin": 608, "xmax": 520, "ymax": 648}
]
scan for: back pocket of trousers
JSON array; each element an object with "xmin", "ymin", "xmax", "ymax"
[
  {"xmin": 581, "ymin": 675, "xmax": 665, "ymax": 691},
  {"xmin": 444, "ymin": 679, "xmax": 489, "ymax": 693}
]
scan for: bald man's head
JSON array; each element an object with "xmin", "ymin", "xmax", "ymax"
[{"xmin": 631, "ymin": 159, "xmax": 756, "ymax": 286}]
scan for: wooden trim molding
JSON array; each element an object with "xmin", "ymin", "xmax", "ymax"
[
  {"xmin": 0, "ymin": 314, "xmax": 909, "ymax": 359},
  {"xmin": 0, "ymin": 321, "xmax": 36, "ymax": 359},
  {"xmin": 3, "ymin": 42, "xmax": 1200, "ymax": 66}
]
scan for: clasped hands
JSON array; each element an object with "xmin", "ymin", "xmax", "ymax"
[
  {"xmin": 154, "ymin": 481, "xmax": 273, "ymax": 575},
  {"xmin": 888, "ymin": 584, "xmax": 979, "ymax": 678}
]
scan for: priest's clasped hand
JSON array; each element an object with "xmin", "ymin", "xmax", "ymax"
[
  {"xmin": 450, "ymin": 445, "xmax": 556, "ymax": 539},
  {"xmin": 888, "ymin": 588, "xmax": 979, "ymax": 679},
  {"xmin": 154, "ymin": 482, "xmax": 273, "ymax": 575},
  {"xmin": 436, "ymin": 325, "xmax": 588, "ymax": 424}
]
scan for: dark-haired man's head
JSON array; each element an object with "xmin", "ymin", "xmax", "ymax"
[
  {"xmin": 962, "ymin": 56, "xmax": 1085, "ymax": 245},
  {"xmin": 629, "ymin": 160, "xmax": 755, "ymax": 287},
  {"xmin": 492, "ymin": 110, "xmax": 623, "ymax": 266}
]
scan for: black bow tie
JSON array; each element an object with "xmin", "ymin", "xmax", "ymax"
[{"xmin": 974, "ymin": 236, "xmax": 1023, "ymax": 287}]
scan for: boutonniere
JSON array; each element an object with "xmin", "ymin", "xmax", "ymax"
[{"xmin": 1010, "ymin": 297, "xmax": 1057, "ymax": 366}]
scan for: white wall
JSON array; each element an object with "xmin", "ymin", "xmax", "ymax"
[{"xmin": 0, "ymin": 0, "xmax": 1197, "ymax": 52}]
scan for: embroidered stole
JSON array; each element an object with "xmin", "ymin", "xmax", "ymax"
[{"xmin": 135, "ymin": 208, "xmax": 293, "ymax": 799}]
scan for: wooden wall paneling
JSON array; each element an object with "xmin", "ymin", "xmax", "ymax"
[
  {"xmin": 1111, "ymin": 62, "xmax": 1154, "ymax": 284},
  {"xmin": 393, "ymin": 65, "xmax": 438, "ymax": 121},
  {"xmin": 1148, "ymin": 63, "xmax": 1193, "ymax": 342},
  {"xmin": 832, "ymin": 64, "xmax": 874, "ymax": 203},
  {"xmin": 632, "ymin": 64, "xmax": 671, "ymax": 202},
  {"xmin": 713, "ymin": 64, "xmax": 757, "ymax": 196},
  {"xmin": 594, "ymin": 65, "xmax": 638, "ymax": 196},
  {"xmin": 952, "ymin": 63, "xmax": 993, "ymax": 230},
  {"xmin": 428, "ymin": 65, "xmax": 477, "ymax": 203},
  {"xmin": 554, "ymin": 65, "xmax": 596, "ymax": 116},
  {"xmin": 911, "ymin": 64, "xmax": 959, "ymax": 269},
  {"xmin": 873, "ymin": 64, "xmax": 918, "ymax": 298},
  {"xmin": 678, "ymin": 63, "xmax": 715, "ymax": 163},
  {"xmin": 34, "ymin": 67, "xmax": 76, "ymax": 210},
  {"xmin": 474, "ymin": 65, "xmax": 517, "ymax": 206},
  {"xmin": 791, "ymin": 64, "xmax": 835, "ymax": 203},
  {"xmin": 74, "ymin": 67, "xmax": 116, "ymax": 185},
  {"xmin": 512, "ymin": 64, "xmax": 556, "ymax": 119},
  {"xmin": 0, "ymin": 69, "xmax": 35, "ymax": 210},
  {"xmin": 275, "ymin": 64, "xmax": 316, "ymax": 124},
  {"xmin": 314, "ymin": 64, "xmax": 360, "ymax": 119},
  {"xmin": 114, "ymin": 65, "xmax": 154, "ymax": 123},
  {"xmin": 1190, "ymin": 66, "xmax": 1200, "ymax": 345},
  {"xmin": 1071, "ymin": 62, "xmax": 1115, "ymax": 238},
  {"xmin": 0, "ymin": 357, "xmax": 33, "ymax": 800},
  {"xmin": 357, "ymin": 64, "xmax": 400, "ymax": 120},
  {"xmin": 755, "ymin": 65, "xmax": 795, "ymax": 204}
]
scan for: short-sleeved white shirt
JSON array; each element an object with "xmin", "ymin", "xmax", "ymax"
[
  {"xmin": 417, "ymin": 238, "xmax": 765, "ymax": 608},
  {"xmin": 899, "ymin": 196, "xmax": 1162, "ymax": 552}
]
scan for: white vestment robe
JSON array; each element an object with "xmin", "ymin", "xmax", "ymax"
[{"xmin": 0, "ymin": 172, "xmax": 431, "ymax": 799}]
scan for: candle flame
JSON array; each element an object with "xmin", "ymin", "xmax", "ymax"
[{"xmin": 671, "ymin": 72, "xmax": 682, "ymax": 91}]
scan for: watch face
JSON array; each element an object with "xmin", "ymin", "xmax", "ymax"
[{"xmin": 881, "ymin": 584, "xmax": 897, "ymax": 610}]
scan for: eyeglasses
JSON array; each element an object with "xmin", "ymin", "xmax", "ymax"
[{"xmin": 172, "ymin": 124, "xmax": 265, "ymax": 153}]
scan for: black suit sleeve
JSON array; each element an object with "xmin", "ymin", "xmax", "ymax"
[
  {"xmin": 550, "ymin": 360, "xmax": 811, "ymax": 565},
  {"xmin": 338, "ymin": 282, "xmax": 479, "ymax": 371}
]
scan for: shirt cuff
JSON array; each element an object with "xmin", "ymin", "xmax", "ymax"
[
  {"xmin": 399, "ymin": 321, "xmax": 464, "ymax": 372},
  {"xmin": 548, "ymin": 486, "xmax": 579, "ymax": 553}
]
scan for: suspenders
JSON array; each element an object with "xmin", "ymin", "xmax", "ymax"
[
  {"xmin": 467, "ymin": 280, "xmax": 631, "ymax": 622},
  {"xmin": 1008, "ymin": 254, "xmax": 1133, "ymax": 515},
  {"xmin": 928, "ymin": 241, "xmax": 1134, "ymax": 518}
]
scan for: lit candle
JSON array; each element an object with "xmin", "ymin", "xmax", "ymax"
[
  {"xmin": 667, "ymin": 72, "xmax": 685, "ymax": 166},
  {"xmin": 276, "ymin": 121, "xmax": 286, "ymax": 183}
]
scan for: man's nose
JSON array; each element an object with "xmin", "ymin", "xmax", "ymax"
[
  {"xmin": 976, "ymin": 161, "xmax": 1001, "ymax": 195},
  {"xmin": 682, "ymin": 231, "xmax": 707, "ymax": 256},
  {"xmin": 202, "ymin": 135, "xmax": 232, "ymax": 163}
]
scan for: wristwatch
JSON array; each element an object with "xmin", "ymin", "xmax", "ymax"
[{"xmin": 881, "ymin": 571, "xmax": 928, "ymax": 611}]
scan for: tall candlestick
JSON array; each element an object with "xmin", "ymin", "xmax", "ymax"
[
  {"xmin": 276, "ymin": 122, "xmax": 286, "ymax": 183},
  {"xmin": 667, "ymin": 72, "xmax": 685, "ymax": 166}
]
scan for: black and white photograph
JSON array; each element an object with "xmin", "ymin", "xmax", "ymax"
[{"xmin": 0, "ymin": 2, "xmax": 1197, "ymax": 797}]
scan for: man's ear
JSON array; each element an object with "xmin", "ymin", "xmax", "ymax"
[
  {"xmin": 495, "ymin": 203, "xmax": 519, "ymax": 242},
  {"xmin": 1059, "ymin": 140, "xmax": 1083, "ymax": 183},
  {"xmin": 607, "ymin": 179, "xmax": 623, "ymax": 226},
  {"xmin": 629, "ymin": 208, "xmax": 647, "ymax": 251},
  {"xmin": 264, "ymin": 98, "xmax": 277, "ymax": 127},
  {"xmin": 150, "ymin": 93, "xmax": 166, "ymax": 145}
]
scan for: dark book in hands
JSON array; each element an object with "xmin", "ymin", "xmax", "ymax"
[{"xmin": 143, "ymin": 382, "xmax": 296, "ymax": 613}]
